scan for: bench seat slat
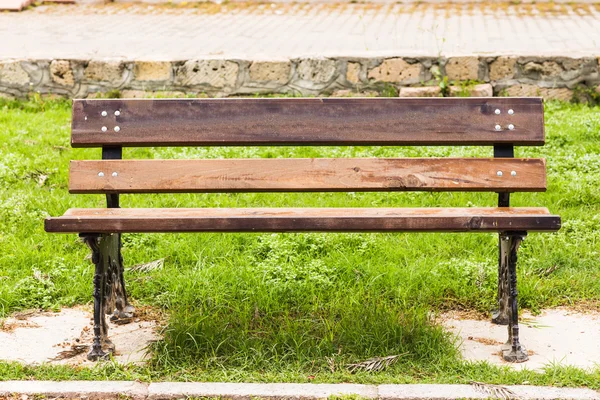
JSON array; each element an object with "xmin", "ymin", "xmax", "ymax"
[
  {"xmin": 69, "ymin": 158, "xmax": 547, "ymax": 194},
  {"xmin": 45, "ymin": 207, "xmax": 561, "ymax": 233},
  {"xmin": 71, "ymin": 98, "xmax": 545, "ymax": 147}
]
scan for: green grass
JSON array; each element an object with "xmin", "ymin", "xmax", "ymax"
[{"xmin": 0, "ymin": 98, "xmax": 599, "ymax": 385}]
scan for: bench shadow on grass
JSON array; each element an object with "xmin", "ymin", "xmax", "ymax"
[{"xmin": 140, "ymin": 230, "xmax": 470, "ymax": 375}]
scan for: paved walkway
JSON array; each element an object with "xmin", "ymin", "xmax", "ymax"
[{"xmin": 1, "ymin": 2, "xmax": 600, "ymax": 60}]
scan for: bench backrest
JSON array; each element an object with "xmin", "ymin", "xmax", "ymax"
[{"xmin": 68, "ymin": 98, "xmax": 546, "ymax": 197}]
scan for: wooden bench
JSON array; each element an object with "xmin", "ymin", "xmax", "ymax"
[{"xmin": 45, "ymin": 97, "xmax": 561, "ymax": 363}]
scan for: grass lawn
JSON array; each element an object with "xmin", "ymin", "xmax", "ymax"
[{"xmin": 0, "ymin": 97, "xmax": 599, "ymax": 386}]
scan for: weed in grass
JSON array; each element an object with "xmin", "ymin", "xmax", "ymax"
[{"xmin": 0, "ymin": 98, "xmax": 599, "ymax": 384}]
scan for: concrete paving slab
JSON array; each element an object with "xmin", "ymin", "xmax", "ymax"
[
  {"xmin": 0, "ymin": 308, "xmax": 159, "ymax": 365},
  {"xmin": 442, "ymin": 309, "xmax": 600, "ymax": 371}
]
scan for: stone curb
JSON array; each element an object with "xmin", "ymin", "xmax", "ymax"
[
  {"xmin": 0, "ymin": 380, "xmax": 148, "ymax": 399},
  {"xmin": 148, "ymin": 382, "xmax": 378, "ymax": 399},
  {"xmin": 1, "ymin": 382, "xmax": 599, "ymax": 400}
]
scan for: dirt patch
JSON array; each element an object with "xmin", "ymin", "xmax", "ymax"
[
  {"xmin": 442, "ymin": 308, "xmax": 600, "ymax": 370},
  {"xmin": 0, "ymin": 307, "xmax": 159, "ymax": 365},
  {"xmin": 468, "ymin": 336, "xmax": 503, "ymax": 346}
]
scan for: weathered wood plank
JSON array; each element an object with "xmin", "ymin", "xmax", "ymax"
[
  {"xmin": 44, "ymin": 207, "xmax": 562, "ymax": 233},
  {"xmin": 71, "ymin": 98, "xmax": 545, "ymax": 147},
  {"xmin": 69, "ymin": 158, "xmax": 547, "ymax": 194}
]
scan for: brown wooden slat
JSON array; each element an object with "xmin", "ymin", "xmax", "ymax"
[
  {"xmin": 69, "ymin": 158, "xmax": 547, "ymax": 194},
  {"xmin": 71, "ymin": 98, "xmax": 545, "ymax": 147},
  {"xmin": 44, "ymin": 207, "xmax": 562, "ymax": 233}
]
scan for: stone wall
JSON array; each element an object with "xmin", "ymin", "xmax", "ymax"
[{"xmin": 1, "ymin": 56, "xmax": 599, "ymax": 100}]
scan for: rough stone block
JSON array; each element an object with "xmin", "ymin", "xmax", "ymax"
[
  {"xmin": 120, "ymin": 89, "xmax": 186, "ymax": 98},
  {"xmin": 522, "ymin": 61, "xmax": 563, "ymax": 77},
  {"xmin": 596, "ymin": 84, "xmax": 600, "ymax": 94},
  {"xmin": 176, "ymin": 60, "xmax": 239, "ymax": 88},
  {"xmin": 561, "ymin": 59, "xmax": 580, "ymax": 71},
  {"xmin": 489, "ymin": 57, "xmax": 516, "ymax": 81},
  {"xmin": 85, "ymin": 60, "xmax": 126, "ymax": 84},
  {"xmin": 297, "ymin": 58, "xmax": 337, "ymax": 83},
  {"xmin": 249, "ymin": 61, "xmax": 291, "ymax": 84},
  {"xmin": 445, "ymin": 56, "xmax": 479, "ymax": 81},
  {"xmin": 505, "ymin": 84, "xmax": 573, "ymax": 101},
  {"xmin": 154, "ymin": 91, "xmax": 186, "ymax": 98},
  {"xmin": 346, "ymin": 62, "xmax": 361, "ymax": 84},
  {"xmin": 448, "ymin": 83, "xmax": 493, "ymax": 97},
  {"xmin": 504, "ymin": 83, "xmax": 540, "ymax": 97},
  {"xmin": 468, "ymin": 83, "xmax": 493, "ymax": 97},
  {"xmin": 50, "ymin": 60, "xmax": 75, "ymax": 87},
  {"xmin": 559, "ymin": 57, "xmax": 597, "ymax": 81},
  {"xmin": 134, "ymin": 61, "xmax": 172, "ymax": 82},
  {"xmin": 561, "ymin": 57, "xmax": 587, "ymax": 71},
  {"xmin": 398, "ymin": 86, "xmax": 441, "ymax": 97},
  {"xmin": 0, "ymin": 61, "xmax": 30, "ymax": 87},
  {"xmin": 331, "ymin": 89, "xmax": 378, "ymax": 97},
  {"xmin": 332, "ymin": 89, "xmax": 353, "ymax": 97},
  {"xmin": 368, "ymin": 58, "xmax": 421, "ymax": 84},
  {"xmin": 120, "ymin": 89, "xmax": 148, "ymax": 98}
]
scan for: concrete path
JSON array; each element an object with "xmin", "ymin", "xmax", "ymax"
[
  {"xmin": 1, "ymin": 382, "xmax": 599, "ymax": 400},
  {"xmin": 1, "ymin": 2, "xmax": 600, "ymax": 60}
]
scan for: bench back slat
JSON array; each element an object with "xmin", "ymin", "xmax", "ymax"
[
  {"xmin": 71, "ymin": 98, "xmax": 545, "ymax": 147},
  {"xmin": 69, "ymin": 158, "xmax": 547, "ymax": 194}
]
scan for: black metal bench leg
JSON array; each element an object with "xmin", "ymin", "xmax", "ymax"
[
  {"xmin": 492, "ymin": 234, "xmax": 510, "ymax": 325},
  {"xmin": 82, "ymin": 233, "xmax": 135, "ymax": 361},
  {"xmin": 501, "ymin": 231, "xmax": 529, "ymax": 363},
  {"xmin": 111, "ymin": 233, "xmax": 136, "ymax": 321},
  {"xmin": 83, "ymin": 234, "xmax": 111, "ymax": 361}
]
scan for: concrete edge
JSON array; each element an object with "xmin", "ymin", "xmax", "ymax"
[
  {"xmin": 0, "ymin": 380, "xmax": 148, "ymax": 399},
  {"xmin": 0, "ymin": 382, "xmax": 599, "ymax": 400}
]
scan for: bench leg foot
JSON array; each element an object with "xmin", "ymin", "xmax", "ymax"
[
  {"xmin": 492, "ymin": 234, "xmax": 510, "ymax": 325},
  {"xmin": 82, "ymin": 233, "xmax": 135, "ymax": 361},
  {"xmin": 501, "ymin": 232, "xmax": 528, "ymax": 363}
]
